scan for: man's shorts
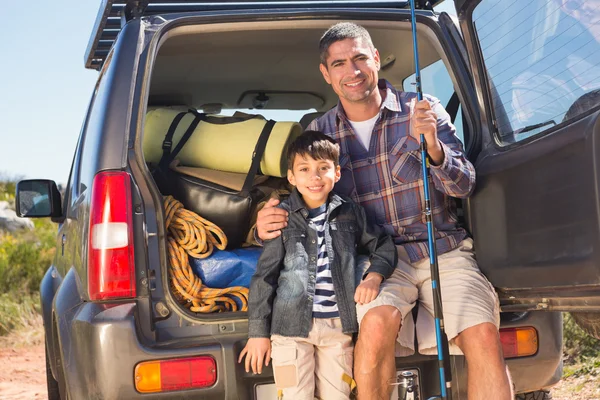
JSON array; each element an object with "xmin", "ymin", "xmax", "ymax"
[{"xmin": 356, "ymin": 238, "xmax": 500, "ymax": 356}]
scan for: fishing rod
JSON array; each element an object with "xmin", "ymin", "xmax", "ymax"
[{"xmin": 408, "ymin": 1, "xmax": 452, "ymax": 399}]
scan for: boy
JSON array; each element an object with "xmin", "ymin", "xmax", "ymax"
[{"xmin": 238, "ymin": 131, "xmax": 397, "ymax": 399}]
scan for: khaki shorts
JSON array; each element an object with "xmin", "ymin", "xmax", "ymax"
[
  {"xmin": 356, "ymin": 238, "xmax": 500, "ymax": 356},
  {"xmin": 271, "ymin": 318, "xmax": 354, "ymax": 400}
]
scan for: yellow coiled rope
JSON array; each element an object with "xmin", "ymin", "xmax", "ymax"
[{"xmin": 164, "ymin": 195, "xmax": 249, "ymax": 312}]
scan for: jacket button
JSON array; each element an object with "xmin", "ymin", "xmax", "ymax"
[
  {"xmin": 368, "ymin": 158, "xmax": 373, "ymax": 164},
  {"xmin": 311, "ymin": 256, "xmax": 316, "ymax": 261},
  {"xmin": 312, "ymin": 239, "xmax": 316, "ymax": 244}
]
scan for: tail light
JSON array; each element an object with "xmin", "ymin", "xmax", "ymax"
[
  {"xmin": 135, "ymin": 356, "xmax": 217, "ymax": 393},
  {"xmin": 500, "ymin": 327, "xmax": 538, "ymax": 359},
  {"xmin": 88, "ymin": 171, "xmax": 136, "ymax": 300}
]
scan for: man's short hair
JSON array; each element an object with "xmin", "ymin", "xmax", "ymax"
[
  {"xmin": 319, "ymin": 22, "xmax": 376, "ymax": 66},
  {"xmin": 287, "ymin": 130, "xmax": 340, "ymax": 169}
]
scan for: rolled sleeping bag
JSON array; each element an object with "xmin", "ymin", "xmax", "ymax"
[{"xmin": 143, "ymin": 108, "xmax": 303, "ymax": 177}]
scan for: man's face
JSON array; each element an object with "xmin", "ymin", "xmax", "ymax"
[{"xmin": 319, "ymin": 37, "xmax": 381, "ymax": 104}]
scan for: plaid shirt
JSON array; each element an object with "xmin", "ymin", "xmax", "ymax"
[{"xmin": 308, "ymin": 79, "xmax": 475, "ymax": 262}]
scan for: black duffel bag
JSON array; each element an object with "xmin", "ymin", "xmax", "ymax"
[{"xmin": 152, "ymin": 109, "xmax": 276, "ymax": 249}]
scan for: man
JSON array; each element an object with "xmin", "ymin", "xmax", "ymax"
[{"xmin": 256, "ymin": 22, "xmax": 513, "ymax": 399}]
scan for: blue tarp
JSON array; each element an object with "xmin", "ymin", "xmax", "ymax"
[{"xmin": 189, "ymin": 247, "xmax": 263, "ymax": 289}]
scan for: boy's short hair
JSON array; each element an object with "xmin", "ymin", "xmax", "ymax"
[{"xmin": 287, "ymin": 130, "xmax": 340, "ymax": 169}]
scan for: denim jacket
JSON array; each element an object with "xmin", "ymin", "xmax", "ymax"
[{"xmin": 247, "ymin": 189, "xmax": 397, "ymax": 338}]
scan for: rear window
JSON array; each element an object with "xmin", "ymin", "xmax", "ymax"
[{"xmin": 472, "ymin": 0, "xmax": 600, "ymax": 144}]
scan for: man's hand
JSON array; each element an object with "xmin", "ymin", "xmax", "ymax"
[
  {"xmin": 238, "ymin": 338, "xmax": 272, "ymax": 374},
  {"xmin": 256, "ymin": 197, "xmax": 288, "ymax": 241},
  {"xmin": 411, "ymin": 99, "xmax": 444, "ymax": 166},
  {"xmin": 354, "ymin": 273, "xmax": 383, "ymax": 305}
]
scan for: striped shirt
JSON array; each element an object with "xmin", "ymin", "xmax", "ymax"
[
  {"xmin": 308, "ymin": 79, "xmax": 475, "ymax": 263},
  {"xmin": 308, "ymin": 204, "xmax": 338, "ymax": 318}
]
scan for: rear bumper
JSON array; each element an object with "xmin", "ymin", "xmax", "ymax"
[
  {"xmin": 56, "ymin": 301, "xmax": 270, "ymax": 400},
  {"xmin": 56, "ymin": 302, "xmax": 562, "ymax": 399}
]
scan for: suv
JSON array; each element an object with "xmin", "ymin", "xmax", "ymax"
[{"xmin": 16, "ymin": 0, "xmax": 600, "ymax": 399}]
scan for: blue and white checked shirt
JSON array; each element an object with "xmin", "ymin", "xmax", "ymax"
[{"xmin": 308, "ymin": 79, "xmax": 475, "ymax": 263}]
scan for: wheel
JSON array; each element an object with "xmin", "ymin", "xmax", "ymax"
[
  {"xmin": 570, "ymin": 312, "xmax": 600, "ymax": 340},
  {"xmin": 515, "ymin": 390, "xmax": 552, "ymax": 400},
  {"xmin": 45, "ymin": 342, "xmax": 62, "ymax": 400}
]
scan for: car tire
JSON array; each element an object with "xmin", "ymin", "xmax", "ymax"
[
  {"xmin": 570, "ymin": 312, "xmax": 600, "ymax": 340},
  {"xmin": 515, "ymin": 390, "xmax": 552, "ymax": 400},
  {"xmin": 45, "ymin": 342, "xmax": 62, "ymax": 400}
]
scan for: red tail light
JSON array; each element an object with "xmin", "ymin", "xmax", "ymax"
[
  {"xmin": 135, "ymin": 356, "xmax": 217, "ymax": 393},
  {"xmin": 500, "ymin": 327, "xmax": 538, "ymax": 359},
  {"xmin": 88, "ymin": 171, "xmax": 136, "ymax": 300}
]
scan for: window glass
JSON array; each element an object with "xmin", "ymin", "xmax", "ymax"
[
  {"xmin": 403, "ymin": 60, "xmax": 465, "ymax": 144},
  {"xmin": 472, "ymin": 0, "xmax": 600, "ymax": 143}
]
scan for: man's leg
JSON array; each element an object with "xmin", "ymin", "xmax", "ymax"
[
  {"xmin": 414, "ymin": 238, "xmax": 511, "ymax": 400},
  {"xmin": 354, "ymin": 305, "xmax": 401, "ymax": 400},
  {"xmin": 454, "ymin": 322, "xmax": 513, "ymax": 400}
]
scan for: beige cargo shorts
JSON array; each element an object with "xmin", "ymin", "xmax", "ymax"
[{"xmin": 356, "ymin": 238, "xmax": 500, "ymax": 356}]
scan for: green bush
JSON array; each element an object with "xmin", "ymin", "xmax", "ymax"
[
  {"xmin": 563, "ymin": 312, "xmax": 600, "ymax": 362},
  {"xmin": 0, "ymin": 177, "xmax": 55, "ymax": 336},
  {"xmin": 0, "ymin": 222, "xmax": 56, "ymax": 294}
]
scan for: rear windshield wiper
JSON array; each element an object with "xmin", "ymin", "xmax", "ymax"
[{"xmin": 512, "ymin": 119, "xmax": 557, "ymax": 135}]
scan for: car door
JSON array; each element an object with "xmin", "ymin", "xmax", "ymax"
[{"xmin": 454, "ymin": 0, "xmax": 600, "ymax": 311}]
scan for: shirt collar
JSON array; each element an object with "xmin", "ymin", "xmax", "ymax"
[
  {"xmin": 288, "ymin": 188, "xmax": 345, "ymax": 218},
  {"xmin": 335, "ymin": 79, "xmax": 402, "ymax": 122}
]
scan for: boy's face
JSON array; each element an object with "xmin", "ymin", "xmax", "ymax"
[{"xmin": 287, "ymin": 153, "xmax": 341, "ymax": 209}]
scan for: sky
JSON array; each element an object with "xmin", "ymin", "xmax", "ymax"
[
  {"xmin": 0, "ymin": 1, "xmax": 456, "ymax": 185},
  {"xmin": 0, "ymin": 2, "xmax": 100, "ymax": 185}
]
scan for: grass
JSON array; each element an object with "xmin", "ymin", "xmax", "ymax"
[
  {"xmin": 553, "ymin": 313, "xmax": 600, "ymax": 399},
  {"xmin": 0, "ymin": 292, "xmax": 41, "ymax": 336}
]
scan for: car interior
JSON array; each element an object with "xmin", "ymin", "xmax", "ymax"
[{"xmin": 141, "ymin": 19, "xmax": 467, "ymax": 316}]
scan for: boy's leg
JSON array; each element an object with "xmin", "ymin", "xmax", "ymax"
[
  {"xmin": 313, "ymin": 318, "xmax": 354, "ymax": 400},
  {"xmin": 271, "ymin": 334, "xmax": 315, "ymax": 400}
]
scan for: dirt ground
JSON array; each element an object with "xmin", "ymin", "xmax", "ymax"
[{"xmin": 0, "ymin": 325, "xmax": 597, "ymax": 400}]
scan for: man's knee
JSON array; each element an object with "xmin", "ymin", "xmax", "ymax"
[
  {"xmin": 359, "ymin": 306, "xmax": 401, "ymax": 345},
  {"xmin": 455, "ymin": 322, "xmax": 501, "ymax": 353}
]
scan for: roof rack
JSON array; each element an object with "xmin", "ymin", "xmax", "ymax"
[{"xmin": 85, "ymin": 0, "xmax": 439, "ymax": 70}]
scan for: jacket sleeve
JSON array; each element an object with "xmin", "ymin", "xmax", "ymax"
[
  {"xmin": 427, "ymin": 95, "xmax": 476, "ymax": 199},
  {"xmin": 247, "ymin": 234, "xmax": 285, "ymax": 338},
  {"xmin": 355, "ymin": 204, "xmax": 398, "ymax": 280}
]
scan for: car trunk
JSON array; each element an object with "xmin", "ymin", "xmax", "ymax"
[{"xmin": 136, "ymin": 15, "xmax": 451, "ymax": 322}]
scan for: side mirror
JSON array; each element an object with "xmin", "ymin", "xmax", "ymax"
[{"xmin": 16, "ymin": 180, "xmax": 63, "ymax": 219}]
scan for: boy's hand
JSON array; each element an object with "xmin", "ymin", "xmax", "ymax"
[
  {"xmin": 238, "ymin": 338, "xmax": 272, "ymax": 374},
  {"xmin": 355, "ymin": 273, "xmax": 383, "ymax": 305}
]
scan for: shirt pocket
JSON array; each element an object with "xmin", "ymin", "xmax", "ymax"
[
  {"xmin": 331, "ymin": 221, "xmax": 358, "ymax": 253},
  {"xmin": 282, "ymin": 228, "xmax": 308, "ymax": 268},
  {"xmin": 389, "ymin": 136, "xmax": 422, "ymax": 186}
]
